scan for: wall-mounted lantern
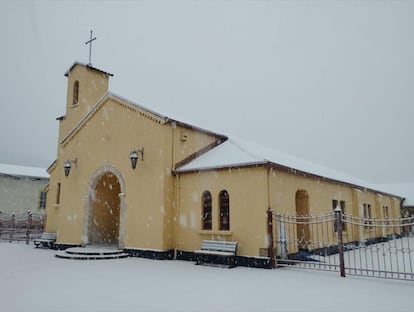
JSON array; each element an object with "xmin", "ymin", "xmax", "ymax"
[
  {"xmin": 129, "ymin": 148, "xmax": 144, "ymax": 170},
  {"xmin": 64, "ymin": 158, "xmax": 78, "ymax": 177}
]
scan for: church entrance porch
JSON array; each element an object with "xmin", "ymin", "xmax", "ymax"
[
  {"xmin": 88, "ymin": 171, "xmax": 121, "ymax": 246},
  {"xmin": 56, "ymin": 246, "xmax": 129, "ymax": 260}
]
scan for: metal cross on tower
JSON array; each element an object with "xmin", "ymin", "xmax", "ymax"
[{"xmin": 85, "ymin": 30, "xmax": 97, "ymax": 66}]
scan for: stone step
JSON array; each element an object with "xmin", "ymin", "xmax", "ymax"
[{"xmin": 55, "ymin": 246, "xmax": 129, "ymax": 260}]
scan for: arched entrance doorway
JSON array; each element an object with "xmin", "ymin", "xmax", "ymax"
[
  {"xmin": 295, "ymin": 190, "xmax": 310, "ymax": 250},
  {"xmin": 88, "ymin": 171, "xmax": 121, "ymax": 246}
]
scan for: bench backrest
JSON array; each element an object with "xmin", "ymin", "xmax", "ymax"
[
  {"xmin": 41, "ymin": 233, "xmax": 57, "ymax": 240},
  {"xmin": 201, "ymin": 240, "xmax": 238, "ymax": 253}
]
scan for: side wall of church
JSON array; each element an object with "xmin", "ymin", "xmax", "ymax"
[
  {"xmin": 268, "ymin": 168, "xmax": 401, "ymax": 249},
  {"xmin": 176, "ymin": 166, "xmax": 401, "ymax": 259},
  {"xmin": 177, "ymin": 167, "xmax": 269, "ymax": 257}
]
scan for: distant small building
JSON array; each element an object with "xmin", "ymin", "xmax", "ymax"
[{"xmin": 0, "ymin": 163, "xmax": 49, "ymax": 215}]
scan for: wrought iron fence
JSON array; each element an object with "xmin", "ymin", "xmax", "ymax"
[
  {"xmin": 268, "ymin": 209, "xmax": 414, "ymax": 281},
  {"xmin": 0, "ymin": 211, "xmax": 45, "ymax": 243}
]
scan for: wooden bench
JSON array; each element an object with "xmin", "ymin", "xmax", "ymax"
[
  {"xmin": 194, "ymin": 240, "xmax": 238, "ymax": 268},
  {"xmin": 34, "ymin": 232, "xmax": 56, "ymax": 249}
]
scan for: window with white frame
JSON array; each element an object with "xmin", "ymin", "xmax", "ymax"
[
  {"xmin": 363, "ymin": 203, "xmax": 373, "ymax": 229},
  {"xmin": 383, "ymin": 205, "xmax": 389, "ymax": 224},
  {"xmin": 38, "ymin": 190, "xmax": 47, "ymax": 209}
]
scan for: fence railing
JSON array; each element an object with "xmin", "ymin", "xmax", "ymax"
[
  {"xmin": 0, "ymin": 211, "xmax": 45, "ymax": 244},
  {"xmin": 267, "ymin": 208, "xmax": 414, "ymax": 281}
]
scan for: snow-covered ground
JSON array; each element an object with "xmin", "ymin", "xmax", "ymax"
[{"xmin": 1, "ymin": 242, "xmax": 413, "ymax": 312}]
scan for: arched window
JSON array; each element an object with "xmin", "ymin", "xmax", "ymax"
[
  {"xmin": 73, "ymin": 80, "xmax": 79, "ymax": 105},
  {"xmin": 219, "ymin": 190, "xmax": 230, "ymax": 231},
  {"xmin": 202, "ymin": 191, "xmax": 212, "ymax": 230}
]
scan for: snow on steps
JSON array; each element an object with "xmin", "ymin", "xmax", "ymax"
[{"xmin": 56, "ymin": 246, "xmax": 129, "ymax": 260}]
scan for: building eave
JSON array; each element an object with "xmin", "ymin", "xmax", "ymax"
[
  {"xmin": 175, "ymin": 158, "xmax": 403, "ymax": 200},
  {"xmin": 174, "ymin": 137, "xmax": 228, "ymax": 171},
  {"xmin": 60, "ymin": 92, "xmax": 170, "ymax": 146},
  {"xmin": 47, "ymin": 160, "xmax": 57, "ymax": 174},
  {"xmin": 173, "ymin": 161, "xmax": 267, "ymax": 175},
  {"xmin": 171, "ymin": 120, "xmax": 227, "ymax": 143},
  {"xmin": 64, "ymin": 62, "xmax": 114, "ymax": 78}
]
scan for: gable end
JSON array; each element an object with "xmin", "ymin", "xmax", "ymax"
[{"xmin": 61, "ymin": 93, "xmax": 168, "ymax": 147}]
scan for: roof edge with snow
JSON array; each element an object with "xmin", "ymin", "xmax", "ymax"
[
  {"xmin": 64, "ymin": 62, "xmax": 114, "ymax": 77},
  {"xmin": 0, "ymin": 163, "xmax": 49, "ymax": 179},
  {"xmin": 61, "ymin": 92, "xmax": 226, "ymax": 146},
  {"xmin": 175, "ymin": 137, "xmax": 406, "ymax": 200}
]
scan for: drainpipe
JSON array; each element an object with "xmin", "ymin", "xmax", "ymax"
[
  {"xmin": 267, "ymin": 208, "xmax": 276, "ymax": 268},
  {"xmin": 171, "ymin": 121, "xmax": 176, "ymax": 171}
]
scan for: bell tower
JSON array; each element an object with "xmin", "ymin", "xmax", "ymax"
[{"xmin": 59, "ymin": 63, "xmax": 113, "ymax": 142}]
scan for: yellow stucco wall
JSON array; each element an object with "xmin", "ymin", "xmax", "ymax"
[
  {"xmin": 177, "ymin": 167, "xmax": 269, "ymax": 257},
  {"xmin": 47, "ymin": 98, "xmax": 218, "ymax": 248},
  {"xmin": 269, "ymin": 168, "xmax": 355, "ymax": 215},
  {"xmin": 176, "ymin": 166, "xmax": 402, "ymax": 258},
  {"xmin": 60, "ymin": 64, "xmax": 110, "ymax": 140},
  {"xmin": 45, "ymin": 164, "xmax": 59, "ymax": 233},
  {"xmin": 268, "ymin": 168, "xmax": 401, "ymax": 251}
]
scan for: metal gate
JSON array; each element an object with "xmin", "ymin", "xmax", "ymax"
[
  {"xmin": 0, "ymin": 211, "xmax": 45, "ymax": 243},
  {"xmin": 270, "ymin": 209, "xmax": 414, "ymax": 281}
]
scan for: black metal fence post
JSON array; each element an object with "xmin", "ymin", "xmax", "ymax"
[
  {"xmin": 335, "ymin": 206, "xmax": 345, "ymax": 277},
  {"xmin": 26, "ymin": 211, "xmax": 32, "ymax": 244},
  {"xmin": 10, "ymin": 213, "xmax": 15, "ymax": 242},
  {"xmin": 267, "ymin": 208, "xmax": 276, "ymax": 268}
]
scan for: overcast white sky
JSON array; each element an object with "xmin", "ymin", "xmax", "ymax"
[{"xmin": 1, "ymin": 1, "xmax": 413, "ymax": 183}]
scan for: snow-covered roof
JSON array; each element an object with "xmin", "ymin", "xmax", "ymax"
[
  {"xmin": 375, "ymin": 183, "xmax": 414, "ymax": 206},
  {"xmin": 64, "ymin": 62, "xmax": 113, "ymax": 78},
  {"xmin": 0, "ymin": 163, "xmax": 49, "ymax": 179},
  {"xmin": 176, "ymin": 136, "xmax": 407, "ymax": 199},
  {"xmin": 177, "ymin": 137, "xmax": 267, "ymax": 171},
  {"xmin": 109, "ymin": 92, "xmax": 226, "ymax": 139}
]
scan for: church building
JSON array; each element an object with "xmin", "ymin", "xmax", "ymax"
[{"xmin": 45, "ymin": 62, "xmax": 402, "ymax": 267}]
